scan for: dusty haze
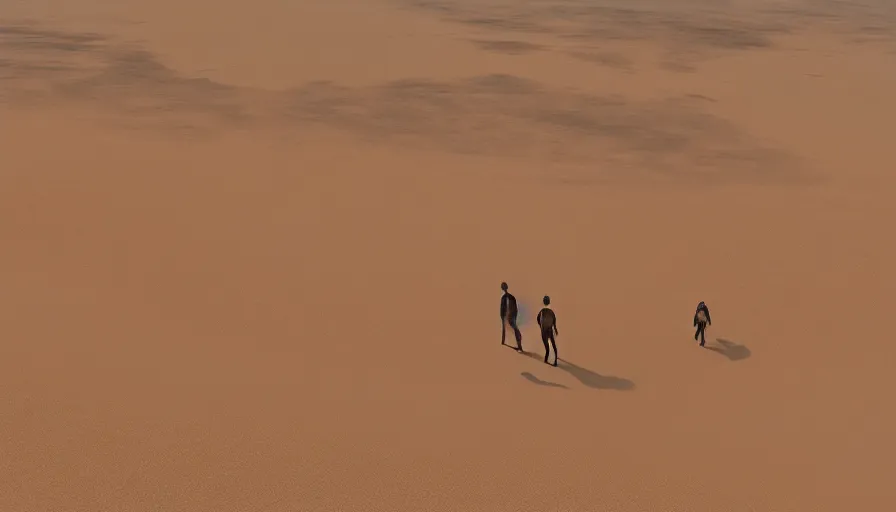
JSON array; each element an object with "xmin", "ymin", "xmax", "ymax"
[{"xmin": 1, "ymin": 1, "xmax": 895, "ymax": 510}]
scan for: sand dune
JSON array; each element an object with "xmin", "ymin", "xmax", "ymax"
[{"xmin": 1, "ymin": 1, "xmax": 895, "ymax": 511}]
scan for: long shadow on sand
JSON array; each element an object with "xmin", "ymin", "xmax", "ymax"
[
  {"xmin": 558, "ymin": 358, "xmax": 635, "ymax": 391},
  {"xmin": 705, "ymin": 338, "xmax": 751, "ymax": 361},
  {"xmin": 518, "ymin": 350, "xmax": 635, "ymax": 390},
  {"xmin": 520, "ymin": 371, "xmax": 568, "ymax": 389}
]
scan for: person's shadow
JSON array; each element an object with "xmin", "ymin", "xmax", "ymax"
[
  {"xmin": 519, "ymin": 351, "xmax": 635, "ymax": 390},
  {"xmin": 557, "ymin": 358, "xmax": 635, "ymax": 390},
  {"xmin": 520, "ymin": 371, "xmax": 568, "ymax": 389},
  {"xmin": 705, "ymin": 338, "xmax": 751, "ymax": 361}
]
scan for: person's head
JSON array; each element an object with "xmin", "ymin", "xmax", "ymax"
[
  {"xmin": 501, "ymin": 282, "xmax": 508, "ymax": 292},
  {"xmin": 698, "ymin": 301, "xmax": 705, "ymax": 309},
  {"xmin": 543, "ymin": 295, "xmax": 551, "ymax": 306}
]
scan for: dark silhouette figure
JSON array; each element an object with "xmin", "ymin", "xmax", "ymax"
[
  {"xmin": 694, "ymin": 301, "xmax": 712, "ymax": 346},
  {"xmin": 536, "ymin": 295, "xmax": 558, "ymax": 366},
  {"xmin": 500, "ymin": 282, "xmax": 522, "ymax": 351}
]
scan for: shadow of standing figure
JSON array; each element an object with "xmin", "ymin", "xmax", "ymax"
[
  {"xmin": 706, "ymin": 338, "xmax": 751, "ymax": 361},
  {"xmin": 520, "ymin": 371, "xmax": 568, "ymax": 389},
  {"xmin": 557, "ymin": 359, "xmax": 635, "ymax": 390},
  {"xmin": 519, "ymin": 352, "xmax": 635, "ymax": 390}
]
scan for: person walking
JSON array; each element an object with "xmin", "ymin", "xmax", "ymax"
[
  {"xmin": 536, "ymin": 295, "xmax": 559, "ymax": 366},
  {"xmin": 500, "ymin": 282, "xmax": 523, "ymax": 351},
  {"xmin": 694, "ymin": 301, "xmax": 712, "ymax": 347}
]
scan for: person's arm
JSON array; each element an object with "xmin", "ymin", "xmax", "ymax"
[
  {"xmin": 705, "ymin": 308, "xmax": 712, "ymax": 326},
  {"xmin": 694, "ymin": 312, "xmax": 698, "ymax": 326},
  {"xmin": 553, "ymin": 314, "xmax": 559, "ymax": 335},
  {"xmin": 537, "ymin": 310, "xmax": 542, "ymax": 327},
  {"xmin": 500, "ymin": 296, "xmax": 507, "ymax": 319}
]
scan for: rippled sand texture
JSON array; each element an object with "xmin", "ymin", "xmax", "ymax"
[{"xmin": 2, "ymin": 1, "xmax": 895, "ymax": 511}]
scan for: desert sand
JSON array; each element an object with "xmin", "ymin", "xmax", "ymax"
[{"xmin": 1, "ymin": 1, "xmax": 895, "ymax": 510}]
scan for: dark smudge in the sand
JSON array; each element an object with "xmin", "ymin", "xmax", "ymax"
[
  {"xmin": 567, "ymin": 51, "xmax": 632, "ymax": 71},
  {"xmin": 283, "ymin": 75, "xmax": 812, "ymax": 185},
  {"xmin": 471, "ymin": 39, "xmax": 545, "ymax": 55},
  {"xmin": 0, "ymin": 21, "xmax": 815, "ymax": 185},
  {"xmin": 403, "ymin": 0, "xmax": 896, "ymax": 68},
  {"xmin": 0, "ymin": 24, "xmax": 104, "ymax": 52}
]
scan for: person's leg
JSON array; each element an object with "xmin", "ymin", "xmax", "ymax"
[
  {"xmin": 700, "ymin": 323, "xmax": 706, "ymax": 346},
  {"xmin": 549, "ymin": 332, "xmax": 558, "ymax": 366},
  {"xmin": 510, "ymin": 316, "xmax": 522, "ymax": 350},
  {"xmin": 694, "ymin": 325, "xmax": 700, "ymax": 341},
  {"xmin": 542, "ymin": 330, "xmax": 550, "ymax": 363}
]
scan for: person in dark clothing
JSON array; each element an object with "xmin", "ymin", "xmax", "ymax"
[
  {"xmin": 693, "ymin": 301, "xmax": 712, "ymax": 346},
  {"xmin": 500, "ymin": 282, "xmax": 523, "ymax": 351},
  {"xmin": 536, "ymin": 295, "xmax": 559, "ymax": 366}
]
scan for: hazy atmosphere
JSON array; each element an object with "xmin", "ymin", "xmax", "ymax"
[{"xmin": 2, "ymin": 1, "xmax": 895, "ymax": 511}]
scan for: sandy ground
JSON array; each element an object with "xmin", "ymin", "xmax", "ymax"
[{"xmin": 2, "ymin": 1, "xmax": 895, "ymax": 511}]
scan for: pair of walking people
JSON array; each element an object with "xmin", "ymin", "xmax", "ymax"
[{"xmin": 500, "ymin": 282, "xmax": 559, "ymax": 366}]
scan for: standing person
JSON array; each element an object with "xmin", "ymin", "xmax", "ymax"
[
  {"xmin": 537, "ymin": 295, "xmax": 559, "ymax": 366},
  {"xmin": 500, "ymin": 282, "xmax": 523, "ymax": 351},
  {"xmin": 694, "ymin": 301, "xmax": 712, "ymax": 347}
]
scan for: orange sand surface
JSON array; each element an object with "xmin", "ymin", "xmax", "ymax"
[{"xmin": 2, "ymin": 1, "xmax": 895, "ymax": 510}]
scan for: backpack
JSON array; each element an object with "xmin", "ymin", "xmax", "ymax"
[
  {"xmin": 696, "ymin": 310, "xmax": 707, "ymax": 323},
  {"xmin": 539, "ymin": 308, "xmax": 556, "ymax": 330}
]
